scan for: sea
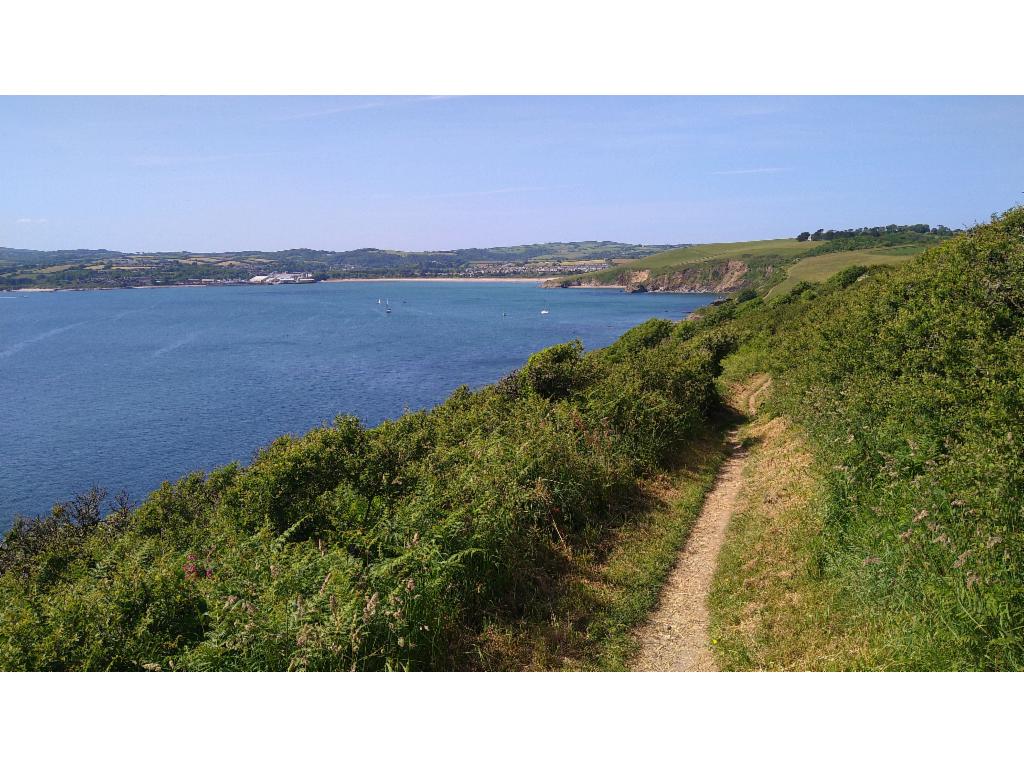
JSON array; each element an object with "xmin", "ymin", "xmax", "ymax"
[{"xmin": 0, "ymin": 281, "xmax": 719, "ymax": 529}]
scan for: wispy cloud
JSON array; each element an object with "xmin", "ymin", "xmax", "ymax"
[
  {"xmin": 711, "ymin": 167, "xmax": 789, "ymax": 176},
  {"xmin": 15, "ymin": 217, "xmax": 47, "ymax": 225},
  {"xmin": 277, "ymin": 95, "xmax": 458, "ymax": 121}
]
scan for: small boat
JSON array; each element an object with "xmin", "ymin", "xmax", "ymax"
[
  {"xmin": 540, "ymin": 309, "xmax": 550, "ymax": 315},
  {"xmin": 385, "ymin": 299, "xmax": 392, "ymax": 314}
]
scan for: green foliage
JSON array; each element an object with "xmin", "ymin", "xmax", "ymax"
[
  {"xmin": 803, "ymin": 227, "xmax": 952, "ymax": 254},
  {"xmin": 724, "ymin": 207, "xmax": 1024, "ymax": 669},
  {"xmin": 0, "ymin": 321, "xmax": 722, "ymax": 671},
  {"xmin": 519, "ymin": 340, "xmax": 590, "ymax": 399},
  {"xmin": 825, "ymin": 264, "xmax": 868, "ymax": 288}
]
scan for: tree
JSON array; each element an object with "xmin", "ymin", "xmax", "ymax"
[{"xmin": 796, "ymin": 231, "xmax": 811, "ymax": 242}]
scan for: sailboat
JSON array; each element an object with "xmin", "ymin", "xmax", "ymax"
[
  {"xmin": 385, "ymin": 299, "xmax": 392, "ymax": 314},
  {"xmin": 540, "ymin": 309, "xmax": 550, "ymax": 315}
]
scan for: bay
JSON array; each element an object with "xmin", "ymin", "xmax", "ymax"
[{"xmin": 0, "ymin": 281, "xmax": 718, "ymax": 528}]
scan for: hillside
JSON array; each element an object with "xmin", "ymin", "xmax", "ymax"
[
  {"xmin": 547, "ymin": 227, "xmax": 951, "ymax": 294},
  {"xmin": 703, "ymin": 208, "xmax": 1024, "ymax": 669},
  {"xmin": 546, "ymin": 238, "xmax": 816, "ymax": 292},
  {"xmin": 766, "ymin": 243, "xmax": 928, "ymax": 296}
]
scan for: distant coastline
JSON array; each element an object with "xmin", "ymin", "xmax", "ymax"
[
  {"xmin": 4, "ymin": 277, "xmax": 550, "ymax": 293},
  {"xmin": 3, "ymin": 279, "xmax": 731, "ymax": 294}
]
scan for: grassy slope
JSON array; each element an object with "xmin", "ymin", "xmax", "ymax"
[
  {"xmin": 704, "ymin": 208, "xmax": 1024, "ymax": 670},
  {"xmin": 476, "ymin": 427, "xmax": 730, "ymax": 670},
  {"xmin": 767, "ymin": 243, "xmax": 928, "ymax": 296}
]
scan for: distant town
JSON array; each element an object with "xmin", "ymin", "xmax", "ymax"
[{"xmin": 1, "ymin": 241, "xmax": 681, "ymax": 291}]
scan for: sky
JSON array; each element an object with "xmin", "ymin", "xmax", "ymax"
[{"xmin": 1, "ymin": 96, "xmax": 1022, "ymax": 252}]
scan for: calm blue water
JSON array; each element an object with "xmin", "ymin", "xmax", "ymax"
[{"xmin": 0, "ymin": 282, "xmax": 718, "ymax": 528}]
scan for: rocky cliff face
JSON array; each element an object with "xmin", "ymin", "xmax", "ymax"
[{"xmin": 549, "ymin": 259, "xmax": 768, "ymax": 293}]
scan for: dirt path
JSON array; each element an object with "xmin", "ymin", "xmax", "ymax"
[{"xmin": 632, "ymin": 376, "xmax": 769, "ymax": 671}]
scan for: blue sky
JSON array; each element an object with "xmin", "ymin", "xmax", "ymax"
[{"xmin": 2, "ymin": 96, "xmax": 1022, "ymax": 252}]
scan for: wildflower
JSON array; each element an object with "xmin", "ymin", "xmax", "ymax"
[{"xmin": 363, "ymin": 592, "xmax": 379, "ymax": 619}]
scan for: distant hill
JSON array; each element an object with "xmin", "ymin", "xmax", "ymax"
[
  {"xmin": 0, "ymin": 241, "xmax": 683, "ymax": 290},
  {"xmin": 546, "ymin": 238, "xmax": 818, "ymax": 292},
  {"xmin": 0, "ymin": 241, "xmax": 679, "ymax": 267},
  {"xmin": 547, "ymin": 226, "xmax": 954, "ymax": 294}
]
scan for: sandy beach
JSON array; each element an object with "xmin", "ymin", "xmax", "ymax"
[{"xmin": 323, "ymin": 277, "xmax": 545, "ymax": 284}]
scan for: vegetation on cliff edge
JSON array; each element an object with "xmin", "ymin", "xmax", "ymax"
[{"xmin": 0, "ymin": 317, "xmax": 730, "ymax": 670}]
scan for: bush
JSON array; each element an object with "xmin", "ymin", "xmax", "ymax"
[
  {"xmin": 740, "ymin": 207, "xmax": 1024, "ymax": 669},
  {"xmin": 518, "ymin": 339, "xmax": 589, "ymax": 399},
  {"xmin": 0, "ymin": 317, "xmax": 721, "ymax": 670}
]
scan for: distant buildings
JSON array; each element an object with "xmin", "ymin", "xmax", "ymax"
[
  {"xmin": 457, "ymin": 261, "xmax": 610, "ymax": 278},
  {"xmin": 249, "ymin": 272, "xmax": 316, "ymax": 285}
]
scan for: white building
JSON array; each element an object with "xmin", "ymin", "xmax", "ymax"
[{"xmin": 249, "ymin": 272, "xmax": 315, "ymax": 285}]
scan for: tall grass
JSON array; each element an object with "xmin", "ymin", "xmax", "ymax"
[{"xmin": 711, "ymin": 208, "xmax": 1024, "ymax": 670}]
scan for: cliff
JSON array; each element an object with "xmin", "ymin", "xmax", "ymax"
[{"xmin": 548, "ymin": 258, "xmax": 773, "ymax": 293}]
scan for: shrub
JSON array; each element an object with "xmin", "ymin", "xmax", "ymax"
[
  {"xmin": 738, "ymin": 207, "xmax": 1024, "ymax": 669},
  {"xmin": 518, "ymin": 339, "xmax": 589, "ymax": 399},
  {"xmin": 0, "ymin": 315, "xmax": 721, "ymax": 671}
]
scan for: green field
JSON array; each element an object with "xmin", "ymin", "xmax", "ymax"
[
  {"xmin": 630, "ymin": 238, "xmax": 816, "ymax": 271},
  {"xmin": 560, "ymin": 238, "xmax": 818, "ymax": 286},
  {"xmin": 768, "ymin": 244, "xmax": 927, "ymax": 296}
]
